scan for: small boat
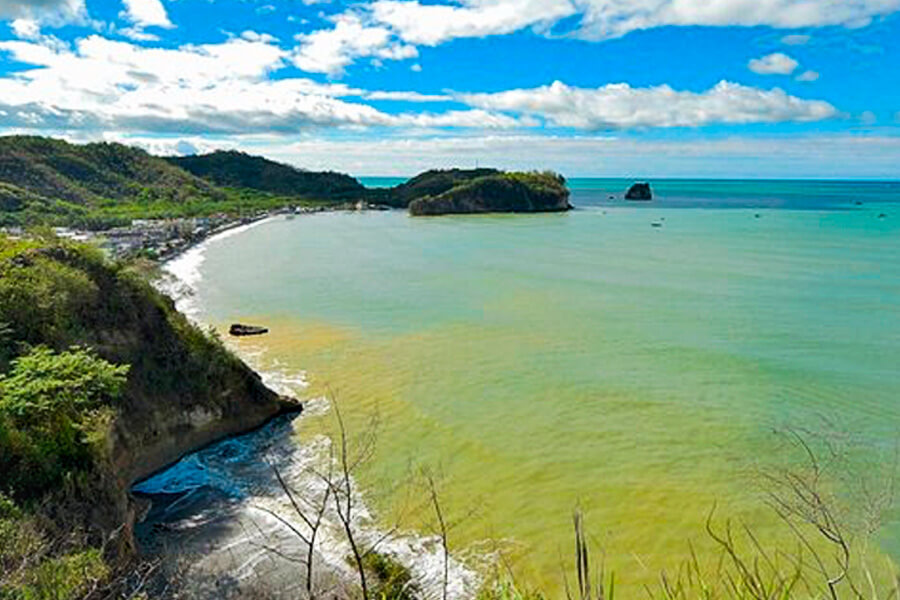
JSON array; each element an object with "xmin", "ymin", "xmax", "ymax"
[
  {"xmin": 229, "ymin": 323, "xmax": 269, "ymax": 337},
  {"xmin": 651, "ymin": 222, "xmax": 663, "ymax": 228}
]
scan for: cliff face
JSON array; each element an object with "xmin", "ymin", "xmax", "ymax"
[
  {"xmin": 409, "ymin": 172, "xmax": 571, "ymax": 216},
  {"xmin": 0, "ymin": 238, "xmax": 296, "ymax": 553}
]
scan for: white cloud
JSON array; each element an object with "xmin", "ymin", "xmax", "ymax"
[
  {"xmin": 781, "ymin": 33, "xmax": 811, "ymax": 45},
  {"xmin": 0, "ymin": 31, "xmax": 842, "ymax": 138},
  {"xmin": 291, "ymin": 0, "xmax": 900, "ymax": 71},
  {"xmin": 369, "ymin": 0, "xmax": 571, "ymax": 46},
  {"xmin": 795, "ymin": 69, "xmax": 819, "ymax": 82},
  {"xmin": 0, "ymin": 35, "xmax": 521, "ymax": 134},
  {"xmin": 293, "ymin": 13, "xmax": 417, "ymax": 75},
  {"xmin": 10, "ymin": 18, "xmax": 41, "ymax": 39},
  {"xmin": 121, "ymin": 0, "xmax": 172, "ymax": 28},
  {"xmin": 252, "ymin": 133, "xmax": 900, "ymax": 179},
  {"xmin": 459, "ymin": 80, "xmax": 837, "ymax": 129},
  {"xmin": 91, "ymin": 132, "xmax": 237, "ymax": 156},
  {"xmin": 572, "ymin": 0, "xmax": 900, "ymax": 40},
  {"xmin": 0, "ymin": 0, "xmax": 86, "ymax": 26},
  {"xmin": 365, "ymin": 90, "xmax": 452, "ymax": 102},
  {"xmin": 748, "ymin": 52, "xmax": 799, "ymax": 75}
]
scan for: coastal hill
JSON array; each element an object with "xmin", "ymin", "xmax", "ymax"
[
  {"xmin": 409, "ymin": 171, "xmax": 571, "ymax": 216},
  {"xmin": 0, "ymin": 235, "xmax": 295, "ymax": 595},
  {"xmin": 369, "ymin": 167, "xmax": 501, "ymax": 208},
  {"xmin": 0, "ymin": 136, "xmax": 573, "ymax": 227},
  {"xmin": 0, "ymin": 136, "xmax": 224, "ymax": 227},
  {"xmin": 169, "ymin": 150, "xmax": 366, "ymax": 201}
]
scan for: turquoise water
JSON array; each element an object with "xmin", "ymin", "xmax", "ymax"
[
  {"xmin": 361, "ymin": 176, "xmax": 900, "ymax": 209},
  {"xmin": 185, "ymin": 180, "xmax": 900, "ymax": 595}
]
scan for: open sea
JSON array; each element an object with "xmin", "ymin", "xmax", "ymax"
[{"xmin": 151, "ymin": 179, "xmax": 900, "ymax": 597}]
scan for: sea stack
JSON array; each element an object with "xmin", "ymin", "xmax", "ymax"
[{"xmin": 626, "ymin": 182, "xmax": 653, "ymax": 201}]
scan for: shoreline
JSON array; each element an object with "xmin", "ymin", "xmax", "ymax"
[{"xmin": 146, "ymin": 214, "xmax": 482, "ymax": 600}]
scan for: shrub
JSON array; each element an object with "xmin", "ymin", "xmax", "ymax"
[{"xmin": 0, "ymin": 346, "xmax": 128, "ymax": 501}]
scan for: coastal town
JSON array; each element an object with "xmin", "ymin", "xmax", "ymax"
[{"xmin": 0, "ymin": 201, "xmax": 386, "ymax": 260}]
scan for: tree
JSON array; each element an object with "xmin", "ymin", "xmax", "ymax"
[{"xmin": 0, "ymin": 346, "xmax": 129, "ymax": 500}]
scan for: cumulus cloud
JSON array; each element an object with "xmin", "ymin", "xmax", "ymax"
[
  {"xmin": 293, "ymin": 13, "xmax": 417, "ymax": 75},
  {"xmin": 570, "ymin": 0, "xmax": 900, "ymax": 40},
  {"xmin": 121, "ymin": 0, "xmax": 172, "ymax": 28},
  {"xmin": 369, "ymin": 0, "xmax": 570, "ymax": 46},
  {"xmin": 256, "ymin": 133, "xmax": 900, "ymax": 179},
  {"xmin": 291, "ymin": 0, "xmax": 900, "ymax": 71},
  {"xmin": 0, "ymin": 30, "xmax": 840, "ymax": 137},
  {"xmin": 0, "ymin": 0, "xmax": 85, "ymax": 25},
  {"xmin": 748, "ymin": 52, "xmax": 800, "ymax": 75},
  {"xmin": 459, "ymin": 80, "xmax": 837, "ymax": 129},
  {"xmin": 10, "ymin": 18, "xmax": 40, "ymax": 39},
  {"xmin": 0, "ymin": 35, "xmax": 523, "ymax": 134},
  {"xmin": 795, "ymin": 69, "xmax": 819, "ymax": 82}
]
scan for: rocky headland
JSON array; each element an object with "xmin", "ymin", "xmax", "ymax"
[
  {"xmin": 408, "ymin": 171, "xmax": 571, "ymax": 216},
  {"xmin": 0, "ymin": 237, "xmax": 299, "ymax": 564}
]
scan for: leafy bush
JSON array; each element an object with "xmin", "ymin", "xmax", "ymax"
[{"xmin": 0, "ymin": 346, "xmax": 128, "ymax": 501}]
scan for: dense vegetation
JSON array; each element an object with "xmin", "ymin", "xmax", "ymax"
[
  {"xmin": 369, "ymin": 168, "xmax": 501, "ymax": 208},
  {"xmin": 408, "ymin": 171, "xmax": 571, "ymax": 216},
  {"xmin": 0, "ymin": 136, "xmax": 230, "ymax": 228},
  {"xmin": 0, "ymin": 138, "xmax": 355, "ymax": 229},
  {"xmin": 0, "ymin": 233, "xmax": 284, "ymax": 598},
  {"xmin": 169, "ymin": 150, "xmax": 367, "ymax": 201}
]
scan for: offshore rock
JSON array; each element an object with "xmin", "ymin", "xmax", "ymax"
[{"xmin": 626, "ymin": 182, "xmax": 653, "ymax": 201}]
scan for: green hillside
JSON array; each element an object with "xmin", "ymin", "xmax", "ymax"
[
  {"xmin": 168, "ymin": 150, "xmax": 367, "ymax": 200},
  {"xmin": 408, "ymin": 171, "xmax": 571, "ymax": 215},
  {"xmin": 0, "ymin": 136, "xmax": 226, "ymax": 227},
  {"xmin": 368, "ymin": 168, "xmax": 501, "ymax": 208}
]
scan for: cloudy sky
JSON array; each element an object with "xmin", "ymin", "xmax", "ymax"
[{"xmin": 0, "ymin": 0, "xmax": 898, "ymax": 177}]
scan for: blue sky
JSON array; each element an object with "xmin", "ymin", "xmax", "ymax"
[{"xmin": 0, "ymin": 0, "xmax": 898, "ymax": 177}]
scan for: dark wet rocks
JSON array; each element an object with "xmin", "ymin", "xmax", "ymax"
[{"xmin": 230, "ymin": 324, "xmax": 269, "ymax": 336}]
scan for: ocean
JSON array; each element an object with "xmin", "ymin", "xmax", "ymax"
[{"xmin": 149, "ymin": 179, "xmax": 900, "ymax": 597}]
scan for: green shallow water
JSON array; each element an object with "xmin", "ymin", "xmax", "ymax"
[{"xmin": 186, "ymin": 201, "xmax": 900, "ymax": 596}]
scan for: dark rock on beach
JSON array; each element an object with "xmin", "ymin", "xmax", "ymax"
[
  {"xmin": 230, "ymin": 323, "xmax": 270, "ymax": 336},
  {"xmin": 625, "ymin": 182, "xmax": 653, "ymax": 201}
]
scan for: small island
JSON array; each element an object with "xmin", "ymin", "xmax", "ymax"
[
  {"xmin": 408, "ymin": 170, "xmax": 571, "ymax": 216},
  {"xmin": 626, "ymin": 182, "xmax": 653, "ymax": 201}
]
